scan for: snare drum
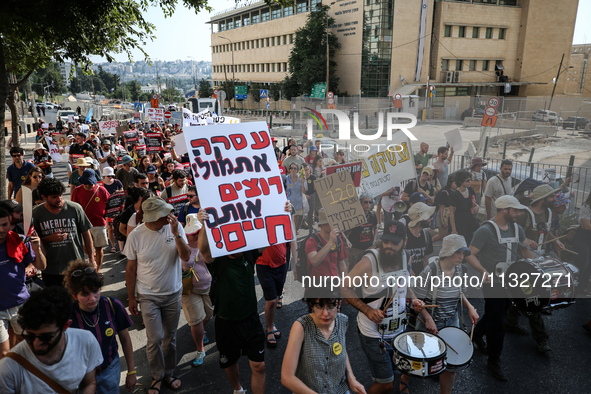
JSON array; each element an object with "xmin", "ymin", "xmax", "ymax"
[
  {"xmin": 437, "ymin": 327, "xmax": 473, "ymax": 373},
  {"xmin": 392, "ymin": 331, "xmax": 446, "ymax": 377},
  {"xmin": 505, "ymin": 257, "xmax": 579, "ymax": 314}
]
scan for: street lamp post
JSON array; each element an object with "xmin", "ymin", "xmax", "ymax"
[
  {"xmin": 219, "ymin": 36, "xmax": 236, "ymax": 108},
  {"xmin": 326, "ymin": 2, "xmax": 335, "ymax": 101},
  {"xmin": 187, "ymin": 56, "xmax": 196, "ymax": 94},
  {"xmin": 548, "ymin": 53, "xmax": 574, "ymax": 111}
]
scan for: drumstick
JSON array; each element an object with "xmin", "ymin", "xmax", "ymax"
[
  {"xmin": 416, "ymin": 315, "xmax": 458, "ymax": 354},
  {"xmin": 382, "ymin": 289, "xmax": 398, "ymax": 314},
  {"xmin": 421, "ymin": 305, "xmax": 440, "ymax": 308},
  {"xmin": 562, "ymin": 248, "xmax": 579, "ymax": 256},
  {"xmin": 538, "ymin": 234, "xmax": 568, "ymax": 247},
  {"xmin": 469, "ymin": 324, "xmax": 475, "ymax": 345}
]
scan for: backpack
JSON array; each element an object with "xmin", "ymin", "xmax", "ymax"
[
  {"xmin": 295, "ymin": 233, "xmax": 341, "ymax": 282},
  {"xmin": 112, "ymin": 210, "xmax": 127, "ymax": 241}
]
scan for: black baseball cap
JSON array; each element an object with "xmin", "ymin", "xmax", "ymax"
[{"xmin": 381, "ymin": 220, "xmax": 406, "ymax": 244}]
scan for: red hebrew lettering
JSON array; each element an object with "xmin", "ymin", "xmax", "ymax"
[
  {"xmin": 254, "ymin": 218, "xmax": 265, "ymax": 229},
  {"xmin": 219, "ymin": 184, "xmax": 239, "ymax": 202},
  {"xmin": 234, "ymin": 182, "xmax": 243, "ymax": 191},
  {"xmin": 250, "ymin": 131, "xmax": 271, "ymax": 150},
  {"xmin": 190, "ymin": 138, "xmax": 212, "ymax": 155},
  {"xmin": 229, "ymin": 134, "xmax": 248, "ymax": 150},
  {"xmin": 268, "ymin": 176, "xmax": 283, "ymax": 194},
  {"xmin": 243, "ymin": 178, "xmax": 262, "ymax": 198},
  {"xmin": 259, "ymin": 178, "xmax": 270, "ymax": 195},
  {"xmin": 212, "ymin": 136, "xmax": 230, "ymax": 150},
  {"xmin": 243, "ymin": 220, "xmax": 253, "ymax": 231},
  {"xmin": 211, "ymin": 228, "xmax": 223, "ymax": 249},
  {"xmin": 221, "ymin": 223, "xmax": 247, "ymax": 252},
  {"xmin": 265, "ymin": 215, "xmax": 293, "ymax": 244}
]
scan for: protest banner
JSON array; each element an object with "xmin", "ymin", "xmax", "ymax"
[
  {"xmin": 104, "ymin": 190, "xmax": 126, "ymax": 223},
  {"xmin": 99, "ymin": 120, "xmax": 119, "ymax": 135},
  {"xmin": 444, "ymin": 128, "xmax": 463, "ymax": 152},
  {"xmin": 135, "ymin": 144, "xmax": 146, "ymax": 157},
  {"xmin": 145, "ymin": 132, "xmax": 163, "ymax": 152},
  {"xmin": 325, "ymin": 162, "xmax": 363, "ymax": 187},
  {"xmin": 67, "ymin": 115, "xmax": 75, "ymax": 124},
  {"xmin": 349, "ymin": 131, "xmax": 415, "ymax": 198},
  {"xmin": 147, "ymin": 108, "xmax": 164, "ymax": 122},
  {"xmin": 41, "ymin": 123, "xmax": 49, "ymax": 129},
  {"xmin": 115, "ymin": 124, "xmax": 130, "ymax": 138},
  {"xmin": 315, "ymin": 171, "xmax": 367, "ymax": 232},
  {"xmin": 53, "ymin": 133, "xmax": 67, "ymax": 148},
  {"xmin": 123, "ymin": 130, "xmax": 139, "ymax": 142},
  {"xmin": 183, "ymin": 121, "xmax": 293, "ymax": 257},
  {"xmin": 44, "ymin": 137, "xmax": 62, "ymax": 163}
]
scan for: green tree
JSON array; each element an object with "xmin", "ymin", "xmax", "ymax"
[
  {"xmin": 219, "ymin": 79, "xmax": 236, "ymax": 107},
  {"xmin": 284, "ymin": 4, "xmax": 341, "ymax": 98},
  {"xmin": 269, "ymin": 83, "xmax": 281, "ymax": 101},
  {"xmin": 249, "ymin": 82, "xmax": 262, "ymax": 103},
  {"xmin": 198, "ymin": 78, "xmax": 213, "ymax": 98}
]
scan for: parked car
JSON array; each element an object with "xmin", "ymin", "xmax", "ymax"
[
  {"xmin": 531, "ymin": 109, "xmax": 563, "ymax": 125},
  {"xmin": 57, "ymin": 110, "xmax": 79, "ymax": 123},
  {"xmin": 43, "ymin": 102, "xmax": 55, "ymax": 110},
  {"xmin": 461, "ymin": 107, "xmax": 485, "ymax": 120},
  {"xmin": 562, "ymin": 116, "xmax": 589, "ymax": 130},
  {"xmin": 167, "ymin": 104, "xmax": 178, "ymax": 111}
]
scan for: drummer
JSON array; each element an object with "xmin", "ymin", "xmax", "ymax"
[
  {"xmin": 413, "ymin": 234, "xmax": 479, "ymax": 394},
  {"xmin": 341, "ymin": 221, "xmax": 424, "ymax": 394},
  {"xmin": 465, "ymin": 196, "xmax": 535, "ymax": 381}
]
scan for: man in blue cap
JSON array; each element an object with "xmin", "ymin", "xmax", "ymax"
[
  {"xmin": 116, "ymin": 155, "xmax": 139, "ymax": 191},
  {"xmin": 72, "ymin": 170, "xmax": 111, "ymax": 272}
]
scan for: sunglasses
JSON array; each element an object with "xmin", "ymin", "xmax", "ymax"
[
  {"xmin": 363, "ymin": 200, "xmax": 372, "ymax": 204},
  {"xmin": 32, "ymin": 175, "xmax": 43, "ymax": 179},
  {"xmin": 22, "ymin": 328, "xmax": 61, "ymax": 344},
  {"xmin": 11, "ymin": 154, "xmax": 22, "ymax": 158},
  {"xmin": 188, "ymin": 194, "xmax": 197, "ymax": 198},
  {"xmin": 72, "ymin": 267, "xmax": 96, "ymax": 277}
]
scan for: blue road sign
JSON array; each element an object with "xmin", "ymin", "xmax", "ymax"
[
  {"xmin": 235, "ymin": 94, "xmax": 248, "ymax": 100},
  {"xmin": 134, "ymin": 102, "xmax": 143, "ymax": 111},
  {"xmin": 266, "ymin": 102, "xmax": 270, "ymax": 109},
  {"xmin": 260, "ymin": 89, "xmax": 269, "ymax": 98}
]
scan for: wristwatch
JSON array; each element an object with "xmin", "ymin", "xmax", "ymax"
[{"xmin": 175, "ymin": 235, "xmax": 182, "ymax": 239}]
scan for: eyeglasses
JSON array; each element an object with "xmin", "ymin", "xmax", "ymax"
[
  {"xmin": 313, "ymin": 303, "xmax": 338, "ymax": 312},
  {"xmin": 72, "ymin": 267, "xmax": 96, "ymax": 277},
  {"xmin": 21, "ymin": 328, "xmax": 61, "ymax": 344},
  {"xmin": 363, "ymin": 200, "xmax": 372, "ymax": 204},
  {"xmin": 188, "ymin": 194, "xmax": 197, "ymax": 198},
  {"xmin": 290, "ymin": 167, "xmax": 298, "ymax": 170}
]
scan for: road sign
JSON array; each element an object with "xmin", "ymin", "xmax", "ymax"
[
  {"xmin": 234, "ymin": 86, "xmax": 247, "ymax": 100},
  {"xmin": 394, "ymin": 93, "xmax": 402, "ymax": 100},
  {"xmin": 213, "ymin": 89, "xmax": 218, "ymax": 98},
  {"xmin": 327, "ymin": 91, "xmax": 334, "ymax": 99},
  {"xmin": 504, "ymin": 83, "xmax": 511, "ymax": 94},
  {"xmin": 164, "ymin": 111, "xmax": 172, "ymax": 119},
  {"xmin": 485, "ymin": 107, "xmax": 497, "ymax": 116},
  {"xmin": 481, "ymin": 115, "xmax": 498, "ymax": 127},
  {"xmin": 266, "ymin": 102, "xmax": 270, "ymax": 109},
  {"xmin": 151, "ymin": 99, "xmax": 158, "ymax": 109},
  {"xmin": 388, "ymin": 90, "xmax": 392, "ymax": 97},
  {"xmin": 260, "ymin": 89, "xmax": 268, "ymax": 98},
  {"xmin": 328, "ymin": 91, "xmax": 335, "ymax": 109},
  {"xmin": 267, "ymin": 97, "xmax": 270, "ymax": 103},
  {"xmin": 152, "ymin": 93, "xmax": 158, "ymax": 100},
  {"xmin": 430, "ymin": 85, "xmax": 434, "ymax": 91},
  {"xmin": 488, "ymin": 96, "xmax": 500, "ymax": 108},
  {"xmin": 394, "ymin": 99, "xmax": 402, "ymax": 108},
  {"xmin": 310, "ymin": 83, "xmax": 327, "ymax": 98}
]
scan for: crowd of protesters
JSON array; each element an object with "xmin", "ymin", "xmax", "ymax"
[{"xmin": 0, "ymin": 122, "xmax": 588, "ymax": 394}]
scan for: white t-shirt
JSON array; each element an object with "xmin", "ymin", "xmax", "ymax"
[
  {"xmin": 0, "ymin": 328, "xmax": 103, "ymax": 393},
  {"xmin": 124, "ymin": 222, "xmax": 187, "ymax": 296},
  {"xmin": 484, "ymin": 175, "xmax": 513, "ymax": 216}
]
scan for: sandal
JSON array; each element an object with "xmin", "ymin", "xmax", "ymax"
[
  {"xmin": 164, "ymin": 376, "xmax": 181, "ymax": 390},
  {"xmin": 148, "ymin": 378, "xmax": 163, "ymax": 394},
  {"xmin": 272, "ymin": 325, "xmax": 281, "ymax": 339},
  {"xmin": 110, "ymin": 246, "xmax": 117, "ymax": 253},
  {"xmin": 266, "ymin": 331, "xmax": 277, "ymax": 347},
  {"xmin": 399, "ymin": 381, "xmax": 410, "ymax": 394},
  {"xmin": 277, "ymin": 295, "xmax": 283, "ymax": 309}
]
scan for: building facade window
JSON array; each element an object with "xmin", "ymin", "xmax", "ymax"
[
  {"xmin": 227, "ymin": 21, "xmax": 233, "ymax": 30},
  {"xmin": 271, "ymin": 7, "xmax": 282, "ymax": 19},
  {"xmin": 261, "ymin": 8, "xmax": 270, "ymax": 21},
  {"xmin": 472, "ymin": 27, "xmax": 479, "ymax": 38},
  {"xmin": 444, "ymin": 25, "xmax": 451, "ymax": 37},
  {"xmin": 290, "ymin": 34, "xmax": 294, "ymax": 43},
  {"xmin": 243, "ymin": 15, "xmax": 250, "ymax": 26},
  {"xmin": 284, "ymin": 6, "xmax": 294, "ymax": 16},
  {"xmin": 257, "ymin": 64, "xmax": 260, "ymax": 72},
  {"xmin": 458, "ymin": 26, "xmax": 465, "ymax": 38},
  {"xmin": 220, "ymin": 22, "xmax": 225, "ymax": 31},
  {"xmin": 486, "ymin": 27, "xmax": 492, "ymax": 39},
  {"xmin": 456, "ymin": 60, "xmax": 462, "ymax": 71},
  {"xmin": 296, "ymin": 0, "xmax": 308, "ymax": 13},
  {"xmin": 469, "ymin": 60, "xmax": 476, "ymax": 71},
  {"xmin": 442, "ymin": 59, "xmax": 449, "ymax": 71},
  {"xmin": 482, "ymin": 60, "xmax": 489, "ymax": 71},
  {"xmin": 252, "ymin": 13, "xmax": 260, "ymax": 24},
  {"xmin": 498, "ymin": 28, "xmax": 506, "ymax": 39},
  {"xmin": 235, "ymin": 18, "xmax": 241, "ymax": 28},
  {"xmin": 271, "ymin": 37, "xmax": 275, "ymax": 46},
  {"xmin": 311, "ymin": 0, "xmax": 321, "ymax": 10}
]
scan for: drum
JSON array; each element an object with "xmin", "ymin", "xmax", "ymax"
[
  {"xmin": 437, "ymin": 327, "xmax": 473, "ymax": 373},
  {"xmin": 392, "ymin": 331, "xmax": 446, "ymax": 377},
  {"xmin": 505, "ymin": 257, "xmax": 579, "ymax": 314}
]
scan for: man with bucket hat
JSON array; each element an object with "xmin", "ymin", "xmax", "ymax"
[
  {"xmin": 403, "ymin": 202, "xmax": 435, "ymax": 275},
  {"xmin": 124, "ymin": 197, "xmax": 191, "ymax": 393},
  {"xmin": 469, "ymin": 157, "xmax": 488, "ymax": 207},
  {"xmin": 517, "ymin": 184, "xmax": 563, "ymax": 253}
]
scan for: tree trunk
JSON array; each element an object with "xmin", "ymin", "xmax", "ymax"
[
  {"xmin": 7, "ymin": 82, "xmax": 20, "ymax": 148},
  {"xmin": 0, "ymin": 36, "xmax": 9, "ymax": 199}
]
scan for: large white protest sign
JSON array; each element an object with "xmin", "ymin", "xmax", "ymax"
[
  {"xmin": 183, "ymin": 121, "xmax": 293, "ymax": 257},
  {"xmin": 147, "ymin": 108, "xmax": 164, "ymax": 122},
  {"xmin": 444, "ymin": 128, "xmax": 463, "ymax": 152},
  {"xmin": 45, "ymin": 136, "xmax": 62, "ymax": 162},
  {"xmin": 67, "ymin": 115, "xmax": 75, "ymax": 124},
  {"xmin": 349, "ymin": 131, "xmax": 415, "ymax": 198},
  {"xmin": 182, "ymin": 107, "xmax": 241, "ymax": 127},
  {"xmin": 99, "ymin": 120, "xmax": 119, "ymax": 135}
]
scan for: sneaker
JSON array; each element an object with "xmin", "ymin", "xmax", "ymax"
[
  {"xmin": 537, "ymin": 340, "xmax": 551, "ymax": 352},
  {"xmin": 378, "ymin": 223, "xmax": 384, "ymax": 230},
  {"xmin": 487, "ymin": 357, "xmax": 508, "ymax": 381},
  {"xmin": 504, "ymin": 324, "xmax": 529, "ymax": 335},
  {"xmin": 233, "ymin": 388, "xmax": 246, "ymax": 394},
  {"xmin": 473, "ymin": 336, "xmax": 488, "ymax": 354},
  {"xmin": 192, "ymin": 351, "xmax": 205, "ymax": 367},
  {"xmin": 203, "ymin": 332, "xmax": 210, "ymax": 345}
]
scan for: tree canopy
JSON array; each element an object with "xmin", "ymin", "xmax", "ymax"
[{"xmin": 284, "ymin": 4, "xmax": 341, "ymax": 98}]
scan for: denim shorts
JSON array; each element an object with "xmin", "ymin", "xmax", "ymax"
[
  {"xmin": 415, "ymin": 311, "xmax": 460, "ymax": 332},
  {"xmin": 358, "ymin": 331, "xmax": 395, "ymax": 383},
  {"xmin": 95, "ymin": 356, "xmax": 121, "ymax": 394}
]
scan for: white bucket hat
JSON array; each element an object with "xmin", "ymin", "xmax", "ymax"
[
  {"xmin": 439, "ymin": 234, "xmax": 471, "ymax": 259},
  {"xmin": 34, "ymin": 143, "xmax": 47, "ymax": 151},
  {"xmin": 142, "ymin": 197, "xmax": 173, "ymax": 222},
  {"xmin": 408, "ymin": 202, "xmax": 436, "ymax": 227},
  {"xmin": 184, "ymin": 214, "xmax": 203, "ymax": 235},
  {"xmin": 495, "ymin": 195, "xmax": 526, "ymax": 210},
  {"xmin": 102, "ymin": 167, "xmax": 115, "ymax": 177}
]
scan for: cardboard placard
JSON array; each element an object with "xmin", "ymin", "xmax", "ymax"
[
  {"xmin": 325, "ymin": 162, "xmax": 363, "ymax": 187},
  {"xmin": 184, "ymin": 121, "xmax": 293, "ymax": 257},
  {"xmin": 315, "ymin": 171, "xmax": 367, "ymax": 232},
  {"xmin": 115, "ymin": 124, "xmax": 130, "ymax": 138},
  {"xmin": 146, "ymin": 132, "xmax": 163, "ymax": 152}
]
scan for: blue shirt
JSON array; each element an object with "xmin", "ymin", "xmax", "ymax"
[
  {"xmin": 177, "ymin": 203, "xmax": 200, "ymax": 224},
  {"xmin": 7, "ymin": 161, "xmax": 35, "ymax": 197},
  {"xmin": 0, "ymin": 239, "xmax": 35, "ymax": 310}
]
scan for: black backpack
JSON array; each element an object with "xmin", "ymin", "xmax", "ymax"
[{"xmin": 295, "ymin": 233, "xmax": 341, "ymax": 282}]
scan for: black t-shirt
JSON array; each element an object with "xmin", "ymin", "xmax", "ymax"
[
  {"xmin": 404, "ymin": 227, "xmax": 433, "ymax": 275},
  {"xmin": 120, "ymin": 204, "xmax": 135, "ymax": 226},
  {"xmin": 349, "ymin": 210, "xmax": 377, "ymax": 249},
  {"xmin": 305, "ymin": 175, "xmax": 317, "ymax": 196},
  {"xmin": 449, "ymin": 188, "xmax": 477, "ymax": 240},
  {"xmin": 404, "ymin": 180, "xmax": 435, "ymax": 198},
  {"xmin": 69, "ymin": 142, "xmax": 96, "ymax": 158},
  {"xmin": 34, "ymin": 152, "xmax": 52, "ymax": 175}
]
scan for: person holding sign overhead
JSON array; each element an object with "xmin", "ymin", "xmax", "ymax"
[{"xmin": 286, "ymin": 163, "xmax": 307, "ymax": 235}]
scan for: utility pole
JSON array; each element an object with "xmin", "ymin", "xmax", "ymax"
[
  {"xmin": 548, "ymin": 53, "xmax": 564, "ymax": 111},
  {"xmin": 325, "ymin": 2, "xmax": 335, "ymax": 101},
  {"xmin": 219, "ymin": 36, "xmax": 236, "ymax": 108}
]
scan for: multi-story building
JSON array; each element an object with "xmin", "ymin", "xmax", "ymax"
[
  {"xmin": 566, "ymin": 44, "xmax": 591, "ymax": 97},
  {"xmin": 209, "ymin": 0, "xmax": 579, "ymax": 98},
  {"xmin": 59, "ymin": 62, "xmax": 76, "ymax": 87}
]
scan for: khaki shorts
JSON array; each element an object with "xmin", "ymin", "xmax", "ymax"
[
  {"xmin": 0, "ymin": 305, "xmax": 23, "ymax": 343},
  {"xmin": 89, "ymin": 226, "xmax": 108, "ymax": 248},
  {"xmin": 181, "ymin": 288, "xmax": 213, "ymax": 326}
]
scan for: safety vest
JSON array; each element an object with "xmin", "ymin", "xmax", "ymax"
[
  {"xmin": 485, "ymin": 220, "xmax": 519, "ymax": 278},
  {"xmin": 524, "ymin": 207, "xmax": 552, "ymax": 252}
]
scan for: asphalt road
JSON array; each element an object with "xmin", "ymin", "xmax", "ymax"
[{"xmin": 10, "ymin": 151, "xmax": 591, "ymax": 394}]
